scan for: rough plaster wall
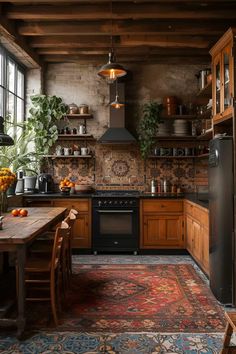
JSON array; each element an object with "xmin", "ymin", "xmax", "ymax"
[
  {"xmin": 45, "ymin": 63, "xmax": 109, "ymax": 139},
  {"xmin": 25, "ymin": 68, "xmax": 43, "ymax": 117}
]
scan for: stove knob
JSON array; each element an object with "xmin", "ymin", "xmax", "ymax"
[
  {"xmin": 119, "ymin": 200, "xmax": 123, "ymax": 205},
  {"xmin": 129, "ymin": 200, "xmax": 133, "ymax": 205},
  {"xmin": 114, "ymin": 201, "xmax": 118, "ymax": 205},
  {"xmin": 109, "ymin": 201, "xmax": 112, "ymax": 205},
  {"xmin": 103, "ymin": 200, "xmax": 107, "ymax": 205},
  {"xmin": 124, "ymin": 201, "xmax": 128, "ymax": 205},
  {"xmin": 98, "ymin": 200, "xmax": 102, "ymax": 207}
]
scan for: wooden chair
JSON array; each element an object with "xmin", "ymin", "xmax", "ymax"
[
  {"xmin": 220, "ymin": 312, "xmax": 236, "ymax": 353},
  {"xmin": 23, "ymin": 221, "xmax": 69, "ymax": 326},
  {"xmin": 29, "ymin": 209, "xmax": 78, "ymax": 291}
]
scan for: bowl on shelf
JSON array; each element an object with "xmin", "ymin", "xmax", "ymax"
[
  {"xmin": 60, "ymin": 186, "xmax": 71, "ymax": 195},
  {"xmin": 75, "ymin": 184, "xmax": 93, "ymax": 194}
]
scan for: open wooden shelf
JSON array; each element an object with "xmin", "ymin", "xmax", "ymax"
[
  {"xmin": 149, "ymin": 155, "xmax": 196, "ymax": 159},
  {"xmin": 43, "ymin": 155, "xmax": 93, "ymax": 159},
  {"xmin": 57, "ymin": 134, "xmax": 96, "ymax": 141},
  {"xmin": 65, "ymin": 114, "xmax": 93, "ymax": 119},
  {"xmin": 196, "ymin": 129, "xmax": 213, "ymax": 140}
]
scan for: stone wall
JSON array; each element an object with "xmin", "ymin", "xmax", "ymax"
[{"xmin": 43, "ymin": 62, "xmax": 209, "ymax": 192}]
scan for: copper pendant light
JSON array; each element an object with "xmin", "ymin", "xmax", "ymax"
[
  {"xmin": 98, "ymin": 1, "xmax": 127, "ymax": 83},
  {"xmin": 110, "ymin": 80, "xmax": 124, "ymax": 109}
]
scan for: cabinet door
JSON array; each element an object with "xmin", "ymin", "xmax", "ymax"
[
  {"xmin": 221, "ymin": 43, "xmax": 233, "ymax": 119},
  {"xmin": 192, "ymin": 220, "xmax": 201, "ymax": 262},
  {"xmin": 72, "ymin": 213, "xmax": 90, "ymax": 248},
  {"xmin": 212, "ymin": 52, "xmax": 221, "ymax": 119},
  {"xmin": 53, "ymin": 199, "xmax": 91, "ymax": 249},
  {"xmin": 201, "ymin": 225, "xmax": 209, "ymax": 275},
  {"xmin": 186, "ymin": 215, "xmax": 193, "ymax": 253},
  {"xmin": 142, "ymin": 214, "xmax": 183, "ymax": 248}
]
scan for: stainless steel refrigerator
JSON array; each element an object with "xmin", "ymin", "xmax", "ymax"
[{"xmin": 209, "ymin": 136, "xmax": 234, "ymax": 305}]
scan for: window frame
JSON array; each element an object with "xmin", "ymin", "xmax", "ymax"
[{"xmin": 0, "ymin": 45, "xmax": 26, "ymax": 136}]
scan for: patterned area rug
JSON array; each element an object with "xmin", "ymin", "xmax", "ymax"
[{"xmin": 28, "ymin": 264, "xmax": 226, "ymax": 333}]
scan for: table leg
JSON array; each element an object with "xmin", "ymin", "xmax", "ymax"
[{"xmin": 16, "ymin": 245, "xmax": 26, "ymax": 337}]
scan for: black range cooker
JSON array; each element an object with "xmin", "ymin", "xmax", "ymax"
[{"xmin": 92, "ymin": 191, "xmax": 139, "ymax": 254}]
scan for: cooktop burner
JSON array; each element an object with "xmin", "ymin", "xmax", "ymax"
[{"xmin": 94, "ymin": 190, "xmax": 140, "ymax": 197}]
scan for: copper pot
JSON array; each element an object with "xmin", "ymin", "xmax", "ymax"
[{"xmin": 78, "ymin": 104, "xmax": 89, "ymax": 115}]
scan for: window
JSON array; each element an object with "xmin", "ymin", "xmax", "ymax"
[{"xmin": 0, "ymin": 46, "xmax": 25, "ymax": 137}]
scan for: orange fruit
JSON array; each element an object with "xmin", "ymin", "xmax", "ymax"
[
  {"xmin": 11, "ymin": 209, "xmax": 20, "ymax": 217},
  {"xmin": 19, "ymin": 209, "xmax": 28, "ymax": 217}
]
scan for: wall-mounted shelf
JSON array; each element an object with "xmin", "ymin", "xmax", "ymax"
[
  {"xmin": 57, "ymin": 134, "xmax": 96, "ymax": 141},
  {"xmin": 43, "ymin": 155, "xmax": 93, "ymax": 159},
  {"xmin": 197, "ymin": 153, "xmax": 209, "ymax": 158},
  {"xmin": 65, "ymin": 114, "xmax": 93, "ymax": 119},
  {"xmin": 149, "ymin": 155, "xmax": 196, "ymax": 159}
]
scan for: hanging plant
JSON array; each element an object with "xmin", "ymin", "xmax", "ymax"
[{"xmin": 137, "ymin": 101, "xmax": 163, "ymax": 159}]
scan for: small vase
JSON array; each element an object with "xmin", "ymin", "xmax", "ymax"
[{"xmin": 0, "ymin": 192, "xmax": 8, "ymax": 214}]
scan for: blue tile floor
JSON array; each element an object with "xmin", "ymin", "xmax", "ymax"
[{"xmin": 0, "ymin": 255, "xmax": 235, "ymax": 353}]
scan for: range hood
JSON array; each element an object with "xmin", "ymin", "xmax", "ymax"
[{"xmin": 98, "ymin": 83, "xmax": 136, "ymax": 144}]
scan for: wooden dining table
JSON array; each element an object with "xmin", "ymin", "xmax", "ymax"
[{"xmin": 0, "ymin": 207, "xmax": 67, "ymax": 336}]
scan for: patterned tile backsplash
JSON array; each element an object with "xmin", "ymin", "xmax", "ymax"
[{"xmin": 48, "ymin": 143, "xmax": 208, "ymax": 193}]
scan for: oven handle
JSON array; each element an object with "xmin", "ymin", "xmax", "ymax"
[{"xmin": 97, "ymin": 210, "xmax": 134, "ymax": 213}]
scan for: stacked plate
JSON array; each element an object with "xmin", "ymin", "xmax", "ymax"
[{"xmin": 172, "ymin": 120, "xmax": 191, "ymax": 136}]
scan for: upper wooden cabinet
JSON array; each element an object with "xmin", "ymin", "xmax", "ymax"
[{"xmin": 210, "ymin": 28, "xmax": 235, "ymax": 125}]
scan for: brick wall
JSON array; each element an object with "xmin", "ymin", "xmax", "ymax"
[{"xmin": 39, "ymin": 62, "xmax": 209, "ymax": 192}]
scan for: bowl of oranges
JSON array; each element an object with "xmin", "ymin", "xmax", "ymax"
[{"xmin": 59, "ymin": 178, "xmax": 75, "ymax": 195}]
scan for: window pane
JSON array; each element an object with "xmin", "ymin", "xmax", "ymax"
[
  {"xmin": 7, "ymin": 92, "xmax": 15, "ymax": 118},
  {"xmin": 17, "ymin": 98, "xmax": 24, "ymax": 122},
  {"xmin": 0, "ymin": 87, "xmax": 3, "ymax": 116},
  {"xmin": 17, "ymin": 70, "xmax": 24, "ymax": 98},
  {"xmin": 7, "ymin": 60, "xmax": 15, "ymax": 93},
  {"xmin": 0, "ymin": 53, "xmax": 3, "ymax": 85}
]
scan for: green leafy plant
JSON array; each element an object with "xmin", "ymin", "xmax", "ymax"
[
  {"xmin": 0, "ymin": 119, "xmax": 39, "ymax": 175},
  {"xmin": 27, "ymin": 94, "xmax": 68, "ymax": 156},
  {"xmin": 137, "ymin": 101, "xmax": 163, "ymax": 159}
]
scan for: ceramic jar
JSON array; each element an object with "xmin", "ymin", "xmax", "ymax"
[
  {"xmin": 78, "ymin": 104, "xmax": 89, "ymax": 115},
  {"xmin": 68, "ymin": 103, "xmax": 78, "ymax": 114}
]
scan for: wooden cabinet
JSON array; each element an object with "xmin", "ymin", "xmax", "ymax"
[
  {"xmin": 140, "ymin": 200, "xmax": 184, "ymax": 249},
  {"xmin": 24, "ymin": 197, "xmax": 91, "ymax": 249},
  {"xmin": 185, "ymin": 200, "xmax": 209, "ymax": 275},
  {"xmin": 52, "ymin": 199, "xmax": 91, "ymax": 249},
  {"xmin": 210, "ymin": 28, "xmax": 234, "ymax": 125}
]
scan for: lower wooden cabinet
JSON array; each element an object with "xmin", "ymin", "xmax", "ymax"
[
  {"xmin": 52, "ymin": 199, "xmax": 91, "ymax": 249},
  {"xmin": 24, "ymin": 198, "xmax": 91, "ymax": 249},
  {"xmin": 140, "ymin": 200, "xmax": 184, "ymax": 249},
  {"xmin": 185, "ymin": 200, "xmax": 209, "ymax": 275}
]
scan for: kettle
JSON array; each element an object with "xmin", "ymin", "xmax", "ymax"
[{"xmin": 38, "ymin": 174, "xmax": 54, "ymax": 194}]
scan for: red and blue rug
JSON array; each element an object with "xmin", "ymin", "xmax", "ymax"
[{"xmin": 34, "ymin": 264, "xmax": 225, "ymax": 333}]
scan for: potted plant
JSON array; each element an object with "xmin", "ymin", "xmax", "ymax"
[
  {"xmin": 137, "ymin": 101, "xmax": 163, "ymax": 159},
  {"xmin": 0, "ymin": 119, "xmax": 39, "ymax": 194},
  {"xmin": 27, "ymin": 94, "xmax": 68, "ymax": 157}
]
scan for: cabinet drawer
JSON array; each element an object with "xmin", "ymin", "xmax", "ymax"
[
  {"xmin": 52, "ymin": 199, "xmax": 89, "ymax": 212},
  {"xmin": 142, "ymin": 200, "xmax": 183, "ymax": 213}
]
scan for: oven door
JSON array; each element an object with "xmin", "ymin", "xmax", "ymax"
[{"xmin": 92, "ymin": 207, "xmax": 139, "ymax": 252}]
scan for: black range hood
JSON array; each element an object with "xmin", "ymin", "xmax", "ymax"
[{"xmin": 98, "ymin": 83, "xmax": 136, "ymax": 144}]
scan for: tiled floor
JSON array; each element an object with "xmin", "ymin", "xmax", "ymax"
[{"xmin": 0, "ymin": 255, "xmax": 234, "ymax": 353}]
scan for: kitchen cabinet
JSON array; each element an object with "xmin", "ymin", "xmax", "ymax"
[
  {"xmin": 24, "ymin": 197, "xmax": 91, "ymax": 249},
  {"xmin": 185, "ymin": 200, "xmax": 209, "ymax": 275},
  {"xmin": 210, "ymin": 28, "xmax": 235, "ymax": 125},
  {"xmin": 140, "ymin": 200, "xmax": 184, "ymax": 249}
]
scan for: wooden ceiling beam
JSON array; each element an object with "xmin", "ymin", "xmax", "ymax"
[
  {"xmin": 30, "ymin": 35, "xmax": 213, "ymax": 48},
  {"xmin": 0, "ymin": 12, "xmax": 41, "ymax": 67},
  {"xmin": 6, "ymin": 3, "xmax": 236, "ymax": 21},
  {"xmin": 1, "ymin": 0, "xmax": 236, "ymax": 3},
  {"xmin": 36, "ymin": 47, "xmax": 209, "ymax": 56},
  {"xmin": 18, "ymin": 20, "xmax": 231, "ymax": 36},
  {"xmin": 41, "ymin": 54, "xmax": 210, "ymax": 64}
]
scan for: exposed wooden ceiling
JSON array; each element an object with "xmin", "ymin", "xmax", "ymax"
[{"xmin": 1, "ymin": 0, "xmax": 236, "ymax": 67}]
